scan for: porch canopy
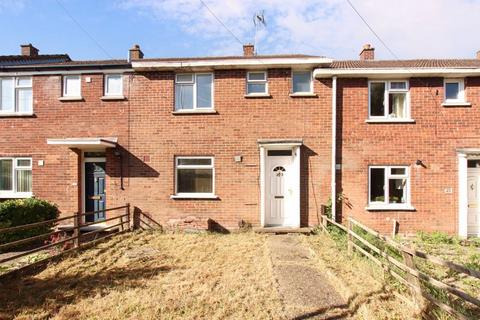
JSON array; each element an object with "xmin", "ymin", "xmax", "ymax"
[{"xmin": 46, "ymin": 137, "xmax": 118, "ymax": 150}]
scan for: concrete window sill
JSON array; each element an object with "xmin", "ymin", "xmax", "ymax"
[
  {"xmin": 441, "ymin": 102, "xmax": 472, "ymax": 107},
  {"xmin": 365, "ymin": 119, "xmax": 415, "ymax": 124},
  {"xmin": 101, "ymin": 95, "xmax": 126, "ymax": 101},
  {"xmin": 172, "ymin": 110, "xmax": 217, "ymax": 115},
  {"xmin": 170, "ymin": 194, "xmax": 219, "ymax": 200},
  {"xmin": 0, "ymin": 192, "xmax": 33, "ymax": 199},
  {"xmin": 0, "ymin": 113, "xmax": 35, "ymax": 118},
  {"xmin": 244, "ymin": 93, "xmax": 272, "ymax": 98},
  {"xmin": 58, "ymin": 96, "xmax": 84, "ymax": 102},
  {"xmin": 289, "ymin": 93, "xmax": 318, "ymax": 98},
  {"xmin": 365, "ymin": 205, "xmax": 416, "ymax": 211}
]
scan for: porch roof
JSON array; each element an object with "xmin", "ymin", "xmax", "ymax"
[{"xmin": 46, "ymin": 137, "xmax": 118, "ymax": 150}]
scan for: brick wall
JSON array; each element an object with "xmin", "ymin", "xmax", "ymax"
[{"xmin": 337, "ymin": 77, "xmax": 480, "ymax": 235}]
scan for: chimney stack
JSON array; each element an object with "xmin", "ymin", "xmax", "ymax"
[
  {"xmin": 129, "ymin": 44, "xmax": 144, "ymax": 61},
  {"xmin": 21, "ymin": 44, "xmax": 39, "ymax": 57},
  {"xmin": 477, "ymin": 50, "xmax": 480, "ymax": 60},
  {"xmin": 359, "ymin": 44, "xmax": 375, "ymax": 60},
  {"xmin": 243, "ymin": 44, "xmax": 255, "ymax": 57}
]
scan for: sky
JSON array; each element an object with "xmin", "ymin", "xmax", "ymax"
[{"xmin": 0, "ymin": 0, "xmax": 479, "ymax": 61}]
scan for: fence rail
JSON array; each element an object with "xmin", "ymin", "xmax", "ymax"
[
  {"xmin": 0, "ymin": 204, "xmax": 131, "ymax": 269},
  {"xmin": 320, "ymin": 214, "xmax": 480, "ymax": 320}
]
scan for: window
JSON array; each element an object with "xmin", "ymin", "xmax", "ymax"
[
  {"xmin": 175, "ymin": 73, "xmax": 213, "ymax": 111},
  {"xmin": 0, "ymin": 158, "xmax": 32, "ymax": 197},
  {"xmin": 175, "ymin": 157, "xmax": 214, "ymax": 196},
  {"xmin": 63, "ymin": 75, "xmax": 81, "ymax": 97},
  {"xmin": 292, "ymin": 70, "xmax": 312, "ymax": 93},
  {"xmin": 0, "ymin": 77, "xmax": 32, "ymax": 114},
  {"xmin": 104, "ymin": 74, "xmax": 123, "ymax": 96},
  {"xmin": 246, "ymin": 71, "xmax": 268, "ymax": 95},
  {"xmin": 369, "ymin": 80, "xmax": 409, "ymax": 120},
  {"xmin": 369, "ymin": 166, "xmax": 410, "ymax": 208},
  {"xmin": 444, "ymin": 79, "xmax": 465, "ymax": 103}
]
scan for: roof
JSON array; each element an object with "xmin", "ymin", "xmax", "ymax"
[
  {"xmin": 0, "ymin": 54, "xmax": 71, "ymax": 66},
  {"xmin": 0, "ymin": 59, "xmax": 131, "ymax": 72},
  {"xmin": 136, "ymin": 54, "xmax": 323, "ymax": 62},
  {"xmin": 329, "ymin": 59, "xmax": 480, "ymax": 69}
]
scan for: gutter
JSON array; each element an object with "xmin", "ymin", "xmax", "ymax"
[{"xmin": 331, "ymin": 76, "xmax": 337, "ymax": 221}]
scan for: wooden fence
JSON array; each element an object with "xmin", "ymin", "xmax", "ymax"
[
  {"xmin": 0, "ymin": 204, "xmax": 132, "ymax": 269},
  {"xmin": 320, "ymin": 215, "xmax": 480, "ymax": 320}
]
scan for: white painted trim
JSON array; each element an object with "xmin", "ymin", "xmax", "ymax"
[
  {"xmin": 104, "ymin": 74, "xmax": 123, "ymax": 97},
  {"xmin": 47, "ymin": 137, "xmax": 117, "ymax": 149},
  {"xmin": 368, "ymin": 80, "xmax": 410, "ymax": 121},
  {"xmin": 246, "ymin": 71, "xmax": 268, "ymax": 95},
  {"xmin": 170, "ymin": 194, "xmax": 219, "ymax": 199},
  {"xmin": 174, "ymin": 72, "xmax": 214, "ymax": 111},
  {"xmin": 314, "ymin": 68, "xmax": 480, "ymax": 78},
  {"xmin": 444, "ymin": 78, "xmax": 465, "ymax": 104},
  {"xmin": 365, "ymin": 119, "xmax": 415, "ymax": 123},
  {"xmin": 365, "ymin": 205, "xmax": 415, "ymax": 211},
  {"xmin": 0, "ymin": 157, "xmax": 32, "ymax": 197},
  {"xmin": 81, "ymin": 153, "xmax": 106, "ymax": 221},
  {"xmin": 367, "ymin": 166, "xmax": 411, "ymax": 208},
  {"xmin": 260, "ymin": 146, "xmax": 266, "ymax": 227},
  {"xmin": 62, "ymin": 75, "xmax": 81, "ymax": 97},
  {"xmin": 174, "ymin": 156, "xmax": 215, "ymax": 197},
  {"xmin": 441, "ymin": 102, "xmax": 471, "ymax": 107},
  {"xmin": 133, "ymin": 57, "xmax": 332, "ymax": 71},
  {"xmin": 458, "ymin": 152, "xmax": 468, "ymax": 238},
  {"xmin": 291, "ymin": 69, "xmax": 313, "ymax": 94}
]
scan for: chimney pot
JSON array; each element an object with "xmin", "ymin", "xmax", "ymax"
[
  {"xmin": 477, "ymin": 50, "xmax": 480, "ymax": 60},
  {"xmin": 21, "ymin": 44, "xmax": 39, "ymax": 57},
  {"xmin": 359, "ymin": 43, "xmax": 375, "ymax": 60},
  {"xmin": 129, "ymin": 44, "xmax": 144, "ymax": 61},
  {"xmin": 243, "ymin": 44, "xmax": 255, "ymax": 57}
]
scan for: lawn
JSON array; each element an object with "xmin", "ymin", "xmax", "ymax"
[{"xmin": 0, "ymin": 230, "xmax": 414, "ymax": 320}]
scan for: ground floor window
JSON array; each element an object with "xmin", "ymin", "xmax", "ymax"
[
  {"xmin": 369, "ymin": 166, "xmax": 409, "ymax": 208},
  {"xmin": 0, "ymin": 157, "xmax": 32, "ymax": 197},
  {"xmin": 175, "ymin": 157, "xmax": 214, "ymax": 196}
]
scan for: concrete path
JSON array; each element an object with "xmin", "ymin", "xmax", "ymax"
[{"xmin": 267, "ymin": 235, "xmax": 349, "ymax": 319}]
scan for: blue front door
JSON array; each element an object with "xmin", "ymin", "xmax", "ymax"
[{"xmin": 85, "ymin": 162, "xmax": 106, "ymax": 222}]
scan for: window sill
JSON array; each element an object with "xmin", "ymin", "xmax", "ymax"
[
  {"xmin": 170, "ymin": 194, "xmax": 219, "ymax": 200},
  {"xmin": 441, "ymin": 102, "xmax": 471, "ymax": 107},
  {"xmin": 289, "ymin": 92, "xmax": 317, "ymax": 97},
  {"xmin": 365, "ymin": 205, "xmax": 415, "ymax": 211},
  {"xmin": 244, "ymin": 93, "xmax": 271, "ymax": 98},
  {"xmin": 101, "ymin": 95, "xmax": 126, "ymax": 101},
  {"xmin": 0, "ymin": 192, "xmax": 33, "ymax": 199},
  {"xmin": 58, "ymin": 96, "xmax": 84, "ymax": 101},
  {"xmin": 172, "ymin": 110, "xmax": 217, "ymax": 115},
  {"xmin": 0, "ymin": 112, "xmax": 34, "ymax": 118},
  {"xmin": 365, "ymin": 119, "xmax": 415, "ymax": 124}
]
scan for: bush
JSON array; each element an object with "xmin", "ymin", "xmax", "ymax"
[{"xmin": 0, "ymin": 198, "xmax": 60, "ymax": 247}]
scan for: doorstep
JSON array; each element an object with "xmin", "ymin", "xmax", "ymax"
[{"xmin": 253, "ymin": 227, "xmax": 313, "ymax": 235}]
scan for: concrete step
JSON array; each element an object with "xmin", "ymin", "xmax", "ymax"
[{"xmin": 253, "ymin": 227, "xmax": 313, "ymax": 235}]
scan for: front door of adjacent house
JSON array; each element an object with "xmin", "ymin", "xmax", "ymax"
[
  {"xmin": 467, "ymin": 168, "xmax": 480, "ymax": 236},
  {"xmin": 265, "ymin": 150, "xmax": 295, "ymax": 226},
  {"xmin": 85, "ymin": 161, "xmax": 106, "ymax": 222}
]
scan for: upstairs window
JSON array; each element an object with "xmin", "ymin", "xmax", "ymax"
[
  {"xmin": 246, "ymin": 71, "xmax": 268, "ymax": 95},
  {"xmin": 175, "ymin": 73, "xmax": 213, "ymax": 111},
  {"xmin": 63, "ymin": 75, "xmax": 81, "ymax": 97},
  {"xmin": 369, "ymin": 80, "xmax": 409, "ymax": 120},
  {"xmin": 369, "ymin": 166, "xmax": 410, "ymax": 208},
  {"xmin": 292, "ymin": 70, "xmax": 312, "ymax": 94},
  {"xmin": 175, "ymin": 157, "xmax": 214, "ymax": 196},
  {"xmin": 0, "ymin": 77, "xmax": 32, "ymax": 114},
  {"xmin": 0, "ymin": 158, "xmax": 32, "ymax": 197},
  {"xmin": 104, "ymin": 74, "xmax": 123, "ymax": 96},
  {"xmin": 444, "ymin": 79, "xmax": 465, "ymax": 103}
]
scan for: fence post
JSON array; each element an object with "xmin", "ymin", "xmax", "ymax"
[
  {"xmin": 322, "ymin": 215, "xmax": 328, "ymax": 232},
  {"xmin": 73, "ymin": 211, "xmax": 80, "ymax": 248},
  {"xmin": 347, "ymin": 218, "xmax": 353, "ymax": 256},
  {"xmin": 401, "ymin": 249, "xmax": 428, "ymax": 316},
  {"xmin": 392, "ymin": 219, "xmax": 399, "ymax": 238},
  {"xmin": 126, "ymin": 203, "xmax": 131, "ymax": 231}
]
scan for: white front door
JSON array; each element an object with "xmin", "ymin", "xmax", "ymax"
[
  {"xmin": 265, "ymin": 151, "xmax": 295, "ymax": 226},
  {"xmin": 467, "ymin": 169, "xmax": 480, "ymax": 236}
]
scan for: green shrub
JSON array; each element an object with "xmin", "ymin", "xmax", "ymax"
[
  {"xmin": 0, "ymin": 198, "xmax": 60, "ymax": 246},
  {"xmin": 416, "ymin": 231, "xmax": 460, "ymax": 245}
]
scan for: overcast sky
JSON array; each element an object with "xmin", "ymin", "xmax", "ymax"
[{"xmin": 0, "ymin": 0, "xmax": 479, "ymax": 60}]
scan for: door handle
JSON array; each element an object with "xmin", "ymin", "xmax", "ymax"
[
  {"xmin": 274, "ymin": 196, "xmax": 284, "ymax": 199},
  {"xmin": 90, "ymin": 195, "xmax": 101, "ymax": 200}
]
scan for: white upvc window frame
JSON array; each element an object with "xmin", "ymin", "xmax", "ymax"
[
  {"xmin": 62, "ymin": 75, "xmax": 81, "ymax": 97},
  {"xmin": 443, "ymin": 78, "xmax": 465, "ymax": 104},
  {"xmin": 0, "ymin": 157, "xmax": 33, "ymax": 198},
  {"xmin": 174, "ymin": 73, "xmax": 214, "ymax": 111},
  {"xmin": 367, "ymin": 165, "xmax": 412, "ymax": 210},
  {"xmin": 0, "ymin": 76, "xmax": 33, "ymax": 115},
  {"xmin": 174, "ymin": 156, "xmax": 215, "ymax": 198},
  {"xmin": 291, "ymin": 70, "xmax": 313, "ymax": 94},
  {"xmin": 104, "ymin": 74, "xmax": 123, "ymax": 96},
  {"xmin": 368, "ymin": 80, "xmax": 410, "ymax": 121},
  {"xmin": 246, "ymin": 71, "xmax": 268, "ymax": 95}
]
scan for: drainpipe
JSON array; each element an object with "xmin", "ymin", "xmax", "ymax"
[{"xmin": 331, "ymin": 76, "xmax": 337, "ymax": 221}]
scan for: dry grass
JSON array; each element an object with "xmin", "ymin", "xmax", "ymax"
[
  {"xmin": 0, "ymin": 231, "xmax": 284, "ymax": 320},
  {"xmin": 305, "ymin": 233, "xmax": 418, "ymax": 320}
]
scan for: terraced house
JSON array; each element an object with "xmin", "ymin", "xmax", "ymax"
[{"xmin": 1, "ymin": 43, "xmax": 480, "ymax": 237}]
